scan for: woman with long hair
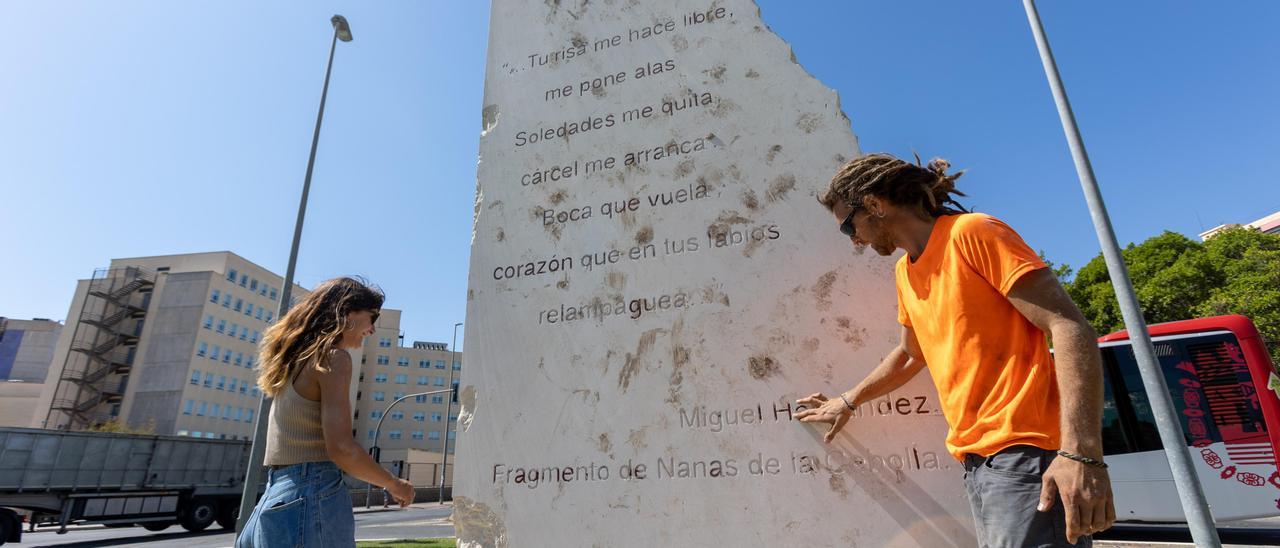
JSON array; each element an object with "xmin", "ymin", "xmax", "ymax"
[{"xmin": 237, "ymin": 277, "xmax": 415, "ymax": 547}]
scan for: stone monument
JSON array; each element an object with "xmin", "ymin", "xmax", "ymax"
[{"xmin": 456, "ymin": 1, "xmax": 976, "ymax": 545}]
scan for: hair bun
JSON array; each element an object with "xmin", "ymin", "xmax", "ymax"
[{"xmin": 927, "ymin": 158, "xmax": 951, "ymax": 176}]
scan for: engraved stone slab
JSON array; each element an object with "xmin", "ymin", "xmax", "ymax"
[{"xmin": 456, "ymin": 1, "xmax": 975, "ymax": 545}]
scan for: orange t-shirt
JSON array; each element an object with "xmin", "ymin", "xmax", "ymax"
[{"xmin": 895, "ymin": 213, "xmax": 1060, "ymax": 461}]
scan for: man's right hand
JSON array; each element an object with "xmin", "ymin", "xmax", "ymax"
[
  {"xmin": 388, "ymin": 478, "xmax": 415, "ymax": 507},
  {"xmin": 795, "ymin": 393, "xmax": 853, "ymax": 443}
]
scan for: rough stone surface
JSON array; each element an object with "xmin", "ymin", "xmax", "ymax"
[{"xmin": 458, "ymin": 1, "xmax": 975, "ymax": 545}]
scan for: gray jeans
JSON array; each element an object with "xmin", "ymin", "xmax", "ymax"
[{"xmin": 962, "ymin": 445, "xmax": 1092, "ymax": 548}]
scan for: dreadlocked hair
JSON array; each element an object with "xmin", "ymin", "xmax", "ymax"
[
  {"xmin": 256, "ymin": 276, "xmax": 384, "ymax": 397},
  {"xmin": 818, "ymin": 152, "xmax": 970, "ymax": 217}
]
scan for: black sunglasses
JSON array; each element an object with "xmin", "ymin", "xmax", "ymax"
[
  {"xmin": 839, "ymin": 206, "xmax": 860, "ymax": 238},
  {"xmin": 370, "ymin": 310, "xmax": 381, "ymax": 325}
]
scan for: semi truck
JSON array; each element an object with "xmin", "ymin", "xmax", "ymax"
[{"xmin": 0, "ymin": 426, "xmax": 255, "ymax": 545}]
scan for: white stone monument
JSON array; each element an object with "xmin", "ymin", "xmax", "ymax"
[{"xmin": 456, "ymin": 1, "xmax": 975, "ymax": 545}]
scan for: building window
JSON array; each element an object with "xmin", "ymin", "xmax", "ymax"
[
  {"xmin": 377, "ymin": 355, "xmax": 389, "ymax": 365},
  {"xmin": 236, "ymin": 407, "xmax": 244, "ymax": 421},
  {"xmin": 256, "ymin": 308, "xmax": 263, "ymax": 320},
  {"xmin": 227, "ymin": 322, "xmax": 236, "ymax": 337},
  {"xmin": 203, "ymin": 315, "xmax": 214, "ymax": 329},
  {"xmin": 373, "ymin": 392, "xmax": 385, "ymax": 401},
  {"xmin": 245, "ymin": 356, "xmax": 254, "ymax": 369},
  {"xmin": 210, "ymin": 290, "xmax": 220, "ymax": 304},
  {"xmin": 251, "ymin": 330, "xmax": 259, "ymax": 343},
  {"xmin": 388, "ymin": 430, "xmax": 402, "ymax": 440},
  {"xmin": 412, "ymin": 430, "xmax": 424, "ymax": 440},
  {"xmin": 239, "ymin": 327, "xmax": 248, "ymax": 341},
  {"xmin": 216, "ymin": 320, "xmax": 226, "ymax": 334},
  {"xmin": 449, "ymin": 415, "xmax": 457, "ymax": 423},
  {"xmin": 240, "ymin": 383, "xmax": 248, "ymax": 394},
  {"xmin": 395, "ymin": 374, "xmax": 407, "ymax": 384},
  {"xmin": 270, "ymin": 287, "xmax": 278, "ymax": 301},
  {"xmin": 371, "ymin": 410, "xmax": 383, "ymax": 420},
  {"xmin": 245, "ymin": 303, "xmax": 253, "ymax": 317},
  {"xmin": 223, "ymin": 406, "xmax": 232, "ymax": 420},
  {"xmin": 266, "ymin": 311, "xmax": 273, "ymax": 323},
  {"xmin": 431, "ymin": 412, "xmax": 442, "ymax": 422},
  {"xmin": 229, "ymin": 378, "xmax": 238, "ymax": 392},
  {"xmin": 204, "ymin": 372, "xmax": 214, "ymax": 387},
  {"xmin": 234, "ymin": 299, "xmax": 243, "ymax": 312},
  {"xmin": 197, "ymin": 342, "xmax": 208, "ymax": 357},
  {"xmin": 223, "ymin": 351, "xmax": 231, "ymax": 363},
  {"xmin": 259, "ymin": 285, "xmax": 267, "ymax": 297},
  {"xmin": 367, "ymin": 430, "xmax": 376, "ymax": 440},
  {"xmin": 183, "ymin": 400, "xmax": 194, "ymax": 415},
  {"xmin": 207, "ymin": 432, "xmax": 217, "ymax": 439},
  {"xmin": 419, "ymin": 360, "xmax": 429, "ymax": 368},
  {"xmin": 227, "ymin": 269, "xmax": 237, "ymax": 282},
  {"xmin": 374, "ymin": 373, "xmax": 387, "ymax": 383},
  {"xmin": 391, "ymin": 411, "xmax": 404, "ymax": 421},
  {"xmin": 415, "ymin": 395, "xmax": 427, "ymax": 404},
  {"xmin": 223, "ymin": 293, "xmax": 232, "ymax": 307},
  {"xmin": 453, "ymin": 361, "xmax": 461, "ymax": 371},
  {"xmin": 240, "ymin": 274, "xmax": 248, "ymax": 287},
  {"xmin": 432, "ymin": 395, "xmax": 444, "ymax": 404},
  {"xmin": 235, "ymin": 353, "xmax": 243, "ymax": 366},
  {"xmin": 394, "ymin": 392, "xmax": 405, "ymax": 400},
  {"xmin": 198, "ymin": 401, "xmax": 208, "ymax": 416},
  {"xmin": 211, "ymin": 345, "xmax": 221, "ymax": 360},
  {"xmin": 217, "ymin": 376, "xmax": 226, "ymax": 390},
  {"xmin": 417, "ymin": 376, "xmax": 428, "ymax": 386},
  {"xmin": 177, "ymin": 430, "xmax": 189, "ymax": 436},
  {"xmin": 434, "ymin": 376, "xmax": 445, "ymax": 386},
  {"xmin": 448, "ymin": 431, "xmax": 456, "ymax": 441},
  {"xmin": 397, "ymin": 357, "xmax": 409, "ymax": 367},
  {"xmin": 250, "ymin": 279, "xmax": 258, "ymax": 291},
  {"xmin": 190, "ymin": 431, "xmax": 201, "ymax": 437},
  {"xmin": 435, "ymin": 360, "xmax": 445, "ymax": 370},
  {"xmin": 251, "ymin": 387, "xmax": 259, "ymax": 398},
  {"xmin": 379, "ymin": 338, "xmax": 391, "ymax": 348},
  {"xmin": 246, "ymin": 409, "xmax": 254, "ymax": 422},
  {"xmin": 428, "ymin": 431, "xmax": 440, "ymax": 441},
  {"xmin": 191, "ymin": 370, "xmax": 201, "ymax": 385}
]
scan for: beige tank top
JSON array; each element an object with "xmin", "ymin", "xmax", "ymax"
[{"xmin": 263, "ymin": 361, "xmax": 329, "ymax": 466}]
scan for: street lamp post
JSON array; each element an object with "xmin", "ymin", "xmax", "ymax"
[
  {"xmin": 365, "ymin": 388, "xmax": 455, "ymax": 508},
  {"xmin": 235, "ymin": 14, "xmax": 354, "ymax": 537},
  {"xmin": 439, "ymin": 322, "xmax": 463, "ymax": 505},
  {"xmin": 1021, "ymin": 2, "xmax": 1220, "ymax": 546}
]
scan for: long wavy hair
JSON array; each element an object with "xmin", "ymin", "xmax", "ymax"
[{"xmin": 256, "ymin": 276, "xmax": 384, "ymax": 397}]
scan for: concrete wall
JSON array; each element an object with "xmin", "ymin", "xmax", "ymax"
[
  {"xmin": 0, "ymin": 381, "xmax": 44, "ymax": 427},
  {"xmin": 125, "ymin": 271, "xmax": 210, "ymax": 434},
  {"xmin": 2, "ymin": 320, "xmax": 63, "ymax": 382}
]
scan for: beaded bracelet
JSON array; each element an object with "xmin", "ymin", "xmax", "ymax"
[{"xmin": 1057, "ymin": 449, "xmax": 1108, "ymax": 469}]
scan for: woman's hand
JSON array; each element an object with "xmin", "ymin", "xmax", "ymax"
[
  {"xmin": 388, "ymin": 478, "xmax": 415, "ymax": 508},
  {"xmin": 795, "ymin": 393, "xmax": 853, "ymax": 443}
]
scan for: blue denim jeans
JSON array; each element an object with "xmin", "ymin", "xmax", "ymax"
[
  {"xmin": 237, "ymin": 461, "xmax": 355, "ymax": 548},
  {"xmin": 962, "ymin": 445, "xmax": 1092, "ymax": 548}
]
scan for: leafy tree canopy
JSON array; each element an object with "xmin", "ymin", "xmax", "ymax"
[{"xmin": 1053, "ymin": 227, "xmax": 1280, "ymax": 358}]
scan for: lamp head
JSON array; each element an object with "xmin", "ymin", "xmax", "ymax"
[{"xmin": 331, "ymin": 15, "xmax": 353, "ymax": 42}]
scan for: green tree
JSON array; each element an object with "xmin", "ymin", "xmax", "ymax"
[
  {"xmin": 1059, "ymin": 227, "xmax": 1280, "ymax": 358},
  {"xmin": 86, "ymin": 418, "xmax": 156, "ymax": 435}
]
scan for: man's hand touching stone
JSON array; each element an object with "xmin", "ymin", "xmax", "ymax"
[{"xmin": 795, "ymin": 393, "xmax": 852, "ymax": 443}]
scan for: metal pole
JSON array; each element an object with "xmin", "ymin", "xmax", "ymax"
[
  {"xmin": 235, "ymin": 23, "xmax": 342, "ymax": 536},
  {"xmin": 440, "ymin": 322, "xmax": 462, "ymax": 504},
  {"xmin": 366, "ymin": 389, "xmax": 454, "ymax": 508},
  {"xmin": 1021, "ymin": 2, "xmax": 1220, "ymax": 545}
]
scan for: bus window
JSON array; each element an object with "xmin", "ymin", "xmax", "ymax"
[
  {"xmin": 1102, "ymin": 332, "xmax": 1267, "ymax": 454},
  {"xmin": 1100, "ymin": 373, "xmax": 1133, "ymax": 455}
]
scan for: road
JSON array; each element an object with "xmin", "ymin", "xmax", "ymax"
[{"xmin": 13, "ymin": 503, "xmax": 454, "ymax": 548}]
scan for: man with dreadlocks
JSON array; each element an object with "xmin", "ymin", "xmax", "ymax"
[{"xmin": 794, "ymin": 153, "xmax": 1114, "ymax": 547}]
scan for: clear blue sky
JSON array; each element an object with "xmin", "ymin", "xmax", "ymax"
[{"xmin": 3, "ymin": 1, "xmax": 1277, "ymax": 345}]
